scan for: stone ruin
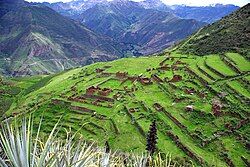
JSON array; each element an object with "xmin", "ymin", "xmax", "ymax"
[
  {"xmin": 184, "ymin": 88, "xmax": 196, "ymax": 95},
  {"xmin": 100, "ymin": 72, "xmax": 113, "ymax": 77},
  {"xmin": 113, "ymin": 92, "xmax": 123, "ymax": 100},
  {"xmin": 166, "ymin": 131, "xmax": 204, "ymax": 165},
  {"xmin": 86, "ymin": 86, "xmax": 112, "ymax": 97},
  {"xmin": 70, "ymin": 105, "xmax": 94, "ymax": 113},
  {"xmin": 98, "ymin": 88, "xmax": 112, "ymax": 96},
  {"xmin": 96, "ymin": 68, "xmax": 105, "ymax": 73},
  {"xmin": 157, "ymin": 65, "xmax": 170, "ymax": 71},
  {"xmin": 151, "ymin": 74, "xmax": 164, "ymax": 83},
  {"xmin": 169, "ymin": 75, "xmax": 182, "ymax": 82},
  {"xmin": 198, "ymin": 91, "xmax": 207, "ymax": 99},
  {"xmin": 175, "ymin": 60, "xmax": 186, "ymax": 65},
  {"xmin": 185, "ymin": 105, "xmax": 194, "ymax": 112},
  {"xmin": 139, "ymin": 77, "xmax": 152, "ymax": 85},
  {"xmin": 129, "ymin": 108, "xmax": 138, "ymax": 113},
  {"xmin": 212, "ymin": 99, "xmax": 223, "ymax": 116},
  {"xmin": 153, "ymin": 103, "xmax": 164, "ymax": 111},
  {"xmin": 225, "ymin": 118, "xmax": 249, "ymax": 131},
  {"xmin": 116, "ymin": 71, "xmax": 128, "ymax": 79},
  {"xmin": 174, "ymin": 97, "xmax": 185, "ymax": 103},
  {"xmin": 86, "ymin": 86, "xmax": 100, "ymax": 95}
]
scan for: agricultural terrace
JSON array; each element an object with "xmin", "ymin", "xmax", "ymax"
[{"xmin": 3, "ymin": 52, "xmax": 250, "ymax": 167}]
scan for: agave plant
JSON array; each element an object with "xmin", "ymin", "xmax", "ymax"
[
  {"xmin": 0, "ymin": 116, "xmax": 60, "ymax": 167},
  {"xmin": 0, "ymin": 115, "xmax": 179, "ymax": 167}
]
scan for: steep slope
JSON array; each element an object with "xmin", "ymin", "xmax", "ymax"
[
  {"xmin": 171, "ymin": 4, "xmax": 239, "ymax": 23},
  {"xmin": 122, "ymin": 11, "xmax": 205, "ymax": 55},
  {"xmin": 43, "ymin": 0, "xmax": 239, "ymax": 55},
  {"xmin": 176, "ymin": 4, "xmax": 250, "ymax": 56},
  {"xmin": 79, "ymin": 0, "xmax": 206, "ymax": 55},
  {"xmin": 2, "ymin": 50, "xmax": 250, "ymax": 166},
  {"xmin": 0, "ymin": 0, "xmax": 26, "ymax": 18},
  {"xmin": 0, "ymin": 3, "xmax": 124, "ymax": 76},
  {"xmin": 45, "ymin": 0, "xmax": 239, "ymax": 24}
]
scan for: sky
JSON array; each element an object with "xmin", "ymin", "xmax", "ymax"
[{"xmin": 26, "ymin": 0, "xmax": 250, "ymax": 7}]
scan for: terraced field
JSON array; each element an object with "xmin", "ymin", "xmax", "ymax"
[{"xmin": 2, "ymin": 52, "xmax": 250, "ymax": 166}]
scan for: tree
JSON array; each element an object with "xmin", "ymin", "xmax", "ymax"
[{"xmin": 146, "ymin": 120, "xmax": 158, "ymax": 155}]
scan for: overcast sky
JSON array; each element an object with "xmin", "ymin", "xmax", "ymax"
[{"xmin": 26, "ymin": 0, "xmax": 249, "ymax": 7}]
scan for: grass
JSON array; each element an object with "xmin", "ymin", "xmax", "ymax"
[
  {"xmin": 225, "ymin": 53, "xmax": 250, "ymax": 72},
  {"xmin": 1, "ymin": 53, "xmax": 249, "ymax": 166},
  {"xmin": 106, "ymin": 56, "xmax": 166, "ymax": 77},
  {"xmin": 205, "ymin": 55, "xmax": 237, "ymax": 77},
  {"xmin": 189, "ymin": 63, "xmax": 214, "ymax": 83},
  {"xmin": 227, "ymin": 80, "xmax": 250, "ymax": 98},
  {"xmin": 196, "ymin": 58, "xmax": 221, "ymax": 80},
  {"xmin": 221, "ymin": 136, "xmax": 250, "ymax": 167},
  {"xmin": 0, "ymin": 116, "xmax": 181, "ymax": 167}
]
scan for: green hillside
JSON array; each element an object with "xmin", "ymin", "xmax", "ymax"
[
  {"xmin": 176, "ymin": 3, "xmax": 250, "ymax": 56},
  {"xmin": 1, "ymin": 51, "xmax": 249, "ymax": 166}
]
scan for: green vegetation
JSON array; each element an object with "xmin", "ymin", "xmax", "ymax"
[
  {"xmin": 226, "ymin": 53, "xmax": 250, "ymax": 72},
  {"xmin": 1, "ymin": 51, "xmax": 249, "ymax": 166},
  {"xmin": 176, "ymin": 4, "xmax": 250, "ymax": 56},
  {"xmin": 206, "ymin": 55, "xmax": 236, "ymax": 77},
  {"xmin": 227, "ymin": 80, "xmax": 250, "ymax": 98},
  {"xmin": 0, "ymin": 116, "xmax": 177, "ymax": 167}
]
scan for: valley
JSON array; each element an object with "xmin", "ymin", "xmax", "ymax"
[
  {"xmin": 0, "ymin": 0, "xmax": 240, "ymax": 76},
  {"xmin": 1, "ymin": 51, "xmax": 249, "ymax": 166}
]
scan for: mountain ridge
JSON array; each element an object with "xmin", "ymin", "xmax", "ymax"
[
  {"xmin": 78, "ymin": 0, "xmax": 206, "ymax": 55},
  {"xmin": 175, "ymin": 3, "xmax": 250, "ymax": 56},
  {"xmin": 44, "ymin": 0, "xmax": 240, "ymax": 24},
  {"xmin": 0, "ymin": 2, "xmax": 125, "ymax": 76}
]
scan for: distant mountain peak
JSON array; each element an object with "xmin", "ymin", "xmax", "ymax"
[{"xmin": 0, "ymin": 1, "xmax": 124, "ymax": 76}]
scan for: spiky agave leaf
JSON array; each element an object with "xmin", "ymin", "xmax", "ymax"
[
  {"xmin": 0, "ymin": 115, "xmax": 59, "ymax": 167},
  {"xmin": 0, "ymin": 115, "xmax": 178, "ymax": 167},
  {"xmin": 152, "ymin": 153, "xmax": 175, "ymax": 167}
]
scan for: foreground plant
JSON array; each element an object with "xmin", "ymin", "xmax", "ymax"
[
  {"xmin": 146, "ymin": 120, "xmax": 158, "ymax": 156},
  {"xmin": 0, "ymin": 116, "xmax": 180, "ymax": 167}
]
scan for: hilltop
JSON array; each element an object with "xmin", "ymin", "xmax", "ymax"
[
  {"xmin": 175, "ymin": 4, "xmax": 250, "ymax": 56},
  {"xmin": 0, "ymin": 1, "xmax": 124, "ymax": 76}
]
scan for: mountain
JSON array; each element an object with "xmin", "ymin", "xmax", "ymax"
[
  {"xmin": 44, "ymin": 0, "xmax": 239, "ymax": 56},
  {"xmin": 1, "ymin": 3, "xmax": 249, "ymax": 166},
  {"xmin": 175, "ymin": 3, "xmax": 250, "ymax": 56},
  {"xmin": 0, "ymin": 1, "xmax": 124, "ymax": 76},
  {"xmin": 45, "ymin": 0, "xmax": 239, "ymax": 24},
  {"xmin": 0, "ymin": 0, "xmax": 26, "ymax": 17},
  {"xmin": 78, "ymin": 0, "xmax": 206, "ymax": 55},
  {"xmin": 138, "ymin": 0, "xmax": 171, "ymax": 11},
  {"xmin": 171, "ymin": 4, "xmax": 239, "ymax": 23},
  {"xmin": 43, "ymin": 0, "xmax": 108, "ymax": 18}
]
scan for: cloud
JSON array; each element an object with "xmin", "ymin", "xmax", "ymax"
[
  {"xmin": 26, "ymin": 0, "xmax": 249, "ymax": 6},
  {"xmin": 160, "ymin": 0, "xmax": 249, "ymax": 6}
]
